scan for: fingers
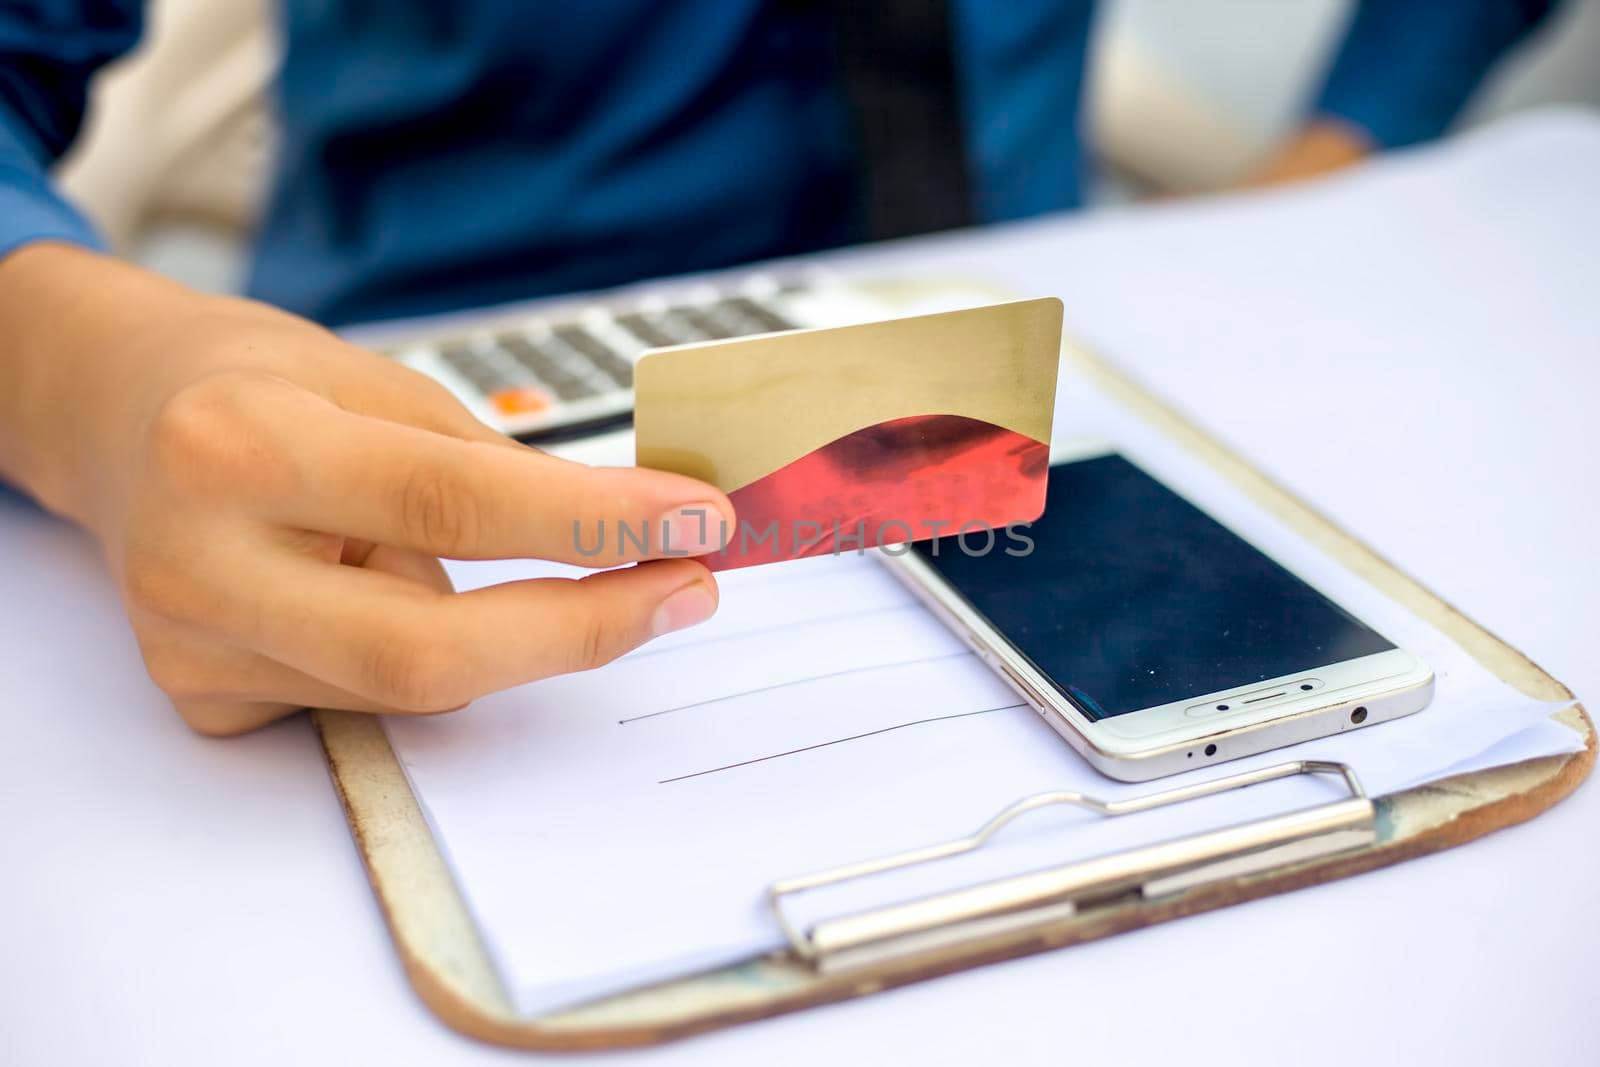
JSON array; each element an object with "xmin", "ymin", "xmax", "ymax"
[
  {"xmin": 136, "ymin": 544, "xmax": 460, "ymax": 734},
  {"xmin": 324, "ymin": 347, "xmax": 516, "ymax": 447},
  {"xmin": 132, "ymin": 367, "xmax": 729, "ymax": 731},
  {"xmin": 248, "ymin": 386, "xmax": 734, "ymax": 564},
  {"xmin": 242, "ymin": 554, "xmax": 718, "ymax": 712},
  {"xmin": 142, "ymin": 552, "xmax": 715, "ymax": 731},
  {"xmin": 137, "ymin": 630, "xmax": 428, "ymax": 735},
  {"xmin": 172, "ymin": 700, "xmax": 307, "ymax": 736},
  {"xmin": 358, "ymin": 542, "xmax": 457, "ymax": 592}
]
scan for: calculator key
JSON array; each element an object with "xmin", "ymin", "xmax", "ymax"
[
  {"xmin": 549, "ymin": 373, "xmax": 601, "ymax": 400},
  {"xmin": 552, "ymin": 323, "xmax": 612, "ymax": 361},
  {"xmin": 678, "ymin": 306, "xmax": 738, "ymax": 339},
  {"xmin": 439, "ymin": 340, "xmax": 485, "ymax": 374},
  {"xmin": 696, "ymin": 302, "xmax": 759, "ymax": 337},
  {"xmin": 658, "ymin": 308, "xmax": 713, "ymax": 343},
  {"xmin": 616, "ymin": 312, "xmax": 677, "ymax": 349},
  {"xmin": 554, "ymin": 325, "xmax": 634, "ymax": 386},
  {"xmin": 466, "ymin": 368, "xmax": 509, "ymax": 393},
  {"xmin": 497, "ymin": 336, "xmax": 595, "ymax": 398},
  {"xmin": 498, "ymin": 335, "xmax": 562, "ymax": 378},
  {"xmin": 719, "ymin": 296, "xmax": 796, "ymax": 333},
  {"xmin": 490, "ymin": 386, "xmax": 553, "ymax": 416},
  {"xmin": 439, "ymin": 341, "xmax": 511, "ymax": 392}
]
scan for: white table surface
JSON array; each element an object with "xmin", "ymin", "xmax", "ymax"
[{"xmin": 6, "ymin": 109, "xmax": 1597, "ymax": 1067}]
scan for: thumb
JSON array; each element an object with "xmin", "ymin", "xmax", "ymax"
[{"xmin": 456, "ymin": 558, "xmax": 720, "ymax": 680}]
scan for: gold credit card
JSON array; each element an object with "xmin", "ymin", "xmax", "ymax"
[{"xmin": 634, "ymin": 298, "xmax": 1062, "ymax": 570}]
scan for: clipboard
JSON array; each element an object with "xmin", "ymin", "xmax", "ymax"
[{"xmin": 313, "ymin": 281, "xmax": 1594, "ymax": 1050}]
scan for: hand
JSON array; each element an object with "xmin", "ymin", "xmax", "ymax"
[
  {"xmin": 1233, "ymin": 119, "xmax": 1373, "ymax": 189},
  {"xmin": 0, "ymin": 244, "xmax": 734, "ymax": 734}
]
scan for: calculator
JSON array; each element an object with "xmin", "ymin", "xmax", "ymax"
[{"xmin": 378, "ymin": 274, "xmax": 889, "ymax": 443}]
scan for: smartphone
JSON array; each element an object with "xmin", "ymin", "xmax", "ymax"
[{"xmin": 883, "ymin": 445, "xmax": 1434, "ymax": 781}]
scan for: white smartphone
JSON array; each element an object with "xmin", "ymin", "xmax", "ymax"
[{"xmin": 882, "ymin": 443, "xmax": 1434, "ymax": 781}]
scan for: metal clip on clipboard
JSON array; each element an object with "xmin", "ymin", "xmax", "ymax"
[{"xmin": 767, "ymin": 760, "xmax": 1375, "ymax": 974}]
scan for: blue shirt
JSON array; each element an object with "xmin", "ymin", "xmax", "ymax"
[{"xmin": 0, "ymin": 1, "xmax": 1556, "ymax": 326}]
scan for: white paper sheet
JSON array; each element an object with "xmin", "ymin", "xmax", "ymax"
[{"xmin": 384, "ymin": 369, "xmax": 1580, "ymax": 1016}]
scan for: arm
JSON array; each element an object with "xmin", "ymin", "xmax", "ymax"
[
  {"xmin": 1241, "ymin": 0, "xmax": 1561, "ymax": 186},
  {"xmin": 0, "ymin": 1, "xmax": 142, "ymax": 258},
  {"xmin": 0, "ymin": 16, "xmax": 731, "ymax": 736}
]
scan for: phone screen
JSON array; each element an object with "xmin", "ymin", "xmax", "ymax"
[{"xmin": 910, "ymin": 454, "xmax": 1395, "ymax": 721}]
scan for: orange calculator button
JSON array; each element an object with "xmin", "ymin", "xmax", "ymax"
[{"xmin": 489, "ymin": 386, "xmax": 554, "ymax": 416}]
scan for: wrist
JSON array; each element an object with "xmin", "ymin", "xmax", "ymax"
[
  {"xmin": 1238, "ymin": 119, "xmax": 1374, "ymax": 189},
  {"xmin": 0, "ymin": 242, "xmax": 213, "ymax": 524}
]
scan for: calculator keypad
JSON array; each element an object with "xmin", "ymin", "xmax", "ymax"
[{"xmin": 389, "ymin": 292, "xmax": 799, "ymax": 435}]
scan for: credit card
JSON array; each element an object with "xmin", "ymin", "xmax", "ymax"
[{"xmin": 634, "ymin": 298, "xmax": 1062, "ymax": 570}]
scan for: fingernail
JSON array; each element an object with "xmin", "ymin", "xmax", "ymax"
[
  {"xmin": 651, "ymin": 580, "xmax": 717, "ymax": 637},
  {"xmin": 655, "ymin": 502, "xmax": 726, "ymax": 555}
]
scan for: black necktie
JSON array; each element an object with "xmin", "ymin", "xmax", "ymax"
[{"xmin": 826, "ymin": 0, "xmax": 975, "ymax": 240}]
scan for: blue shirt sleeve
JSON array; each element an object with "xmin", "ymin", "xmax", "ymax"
[
  {"xmin": 0, "ymin": 2, "xmax": 144, "ymax": 259},
  {"xmin": 1314, "ymin": 0, "xmax": 1560, "ymax": 148}
]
